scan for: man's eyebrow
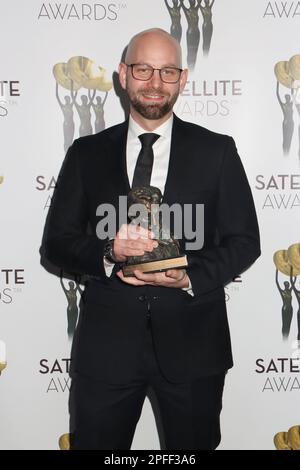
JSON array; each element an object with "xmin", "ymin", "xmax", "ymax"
[{"xmin": 134, "ymin": 63, "xmax": 181, "ymax": 68}]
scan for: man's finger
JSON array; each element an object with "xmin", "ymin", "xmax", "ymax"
[
  {"xmin": 127, "ymin": 224, "xmax": 153, "ymax": 239},
  {"xmin": 126, "ymin": 239, "xmax": 157, "ymax": 250},
  {"xmin": 116, "ymin": 270, "xmax": 146, "ymax": 286},
  {"xmin": 166, "ymin": 269, "xmax": 185, "ymax": 280},
  {"xmin": 165, "ymin": 269, "xmax": 178, "ymax": 278},
  {"xmin": 133, "ymin": 270, "xmax": 166, "ymax": 283},
  {"xmin": 124, "ymin": 249, "xmax": 145, "ymax": 256}
]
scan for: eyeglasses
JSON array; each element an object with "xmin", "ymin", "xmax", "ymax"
[{"xmin": 127, "ymin": 64, "xmax": 183, "ymax": 84}]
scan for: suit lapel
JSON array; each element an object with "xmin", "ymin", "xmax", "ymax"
[
  {"xmin": 107, "ymin": 115, "xmax": 187, "ymax": 202},
  {"xmin": 108, "ymin": 119, "xmax": 130, "ymax": 195},
  {"xmin": 162, "ymin": 114, "xmax": 187, "ymax": 205}
]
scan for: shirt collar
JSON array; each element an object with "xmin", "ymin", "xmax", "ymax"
[{"xmin": 128, "ymin": 113, "xmax": 174, "ymax": 142}]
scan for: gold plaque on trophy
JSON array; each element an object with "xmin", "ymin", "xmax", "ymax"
[{"xmin": 123, "ymin": 254, "xmax": 188, "ymax": 276}]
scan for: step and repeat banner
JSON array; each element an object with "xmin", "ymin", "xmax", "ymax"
[{"xmin": 1, "ymin": 0, "xmax": 300, "ymax": 450}]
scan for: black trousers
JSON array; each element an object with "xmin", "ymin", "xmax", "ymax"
[{"xmin": 71, "ymin": 322, "xmax": 226, "ymax": 450}]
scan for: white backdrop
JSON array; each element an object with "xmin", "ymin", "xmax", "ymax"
[{"xmin": 1, "ymin": 0, "xmax": 300, "ymax": 450}]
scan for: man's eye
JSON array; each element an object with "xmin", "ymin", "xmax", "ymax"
[
  {"xmin": 137, "ymin": 67, "xmax": 150, "ymax": 73},
  {"xmin": 163, "ymin": 68, "xmax": 175, "ymax": 75}
]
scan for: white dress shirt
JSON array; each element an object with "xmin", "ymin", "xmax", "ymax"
[
  {"xmin": 126, "ymin": 114, "xmax": 173, "ymax": 192},
  {"xmin": 104, "ymin": 113, "xmax": 193, "ymax": 295}
]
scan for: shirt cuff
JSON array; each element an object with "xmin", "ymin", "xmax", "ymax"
[
  {"xmin": 182, "ymin": 276, "xmax": 194, "ymax": 296},
  {"xmin": 103, "ymin": 257, "xmax": 115, "ymax": 278}
]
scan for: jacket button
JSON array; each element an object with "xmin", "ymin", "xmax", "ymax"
[{"xmin": 138, "ymin": 295, "xmax": 146, "ymax": 302}]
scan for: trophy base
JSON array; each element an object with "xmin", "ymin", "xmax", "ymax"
[{"xmin": 122, "ymin": 255, "xmax": 188, "ymax": 277}]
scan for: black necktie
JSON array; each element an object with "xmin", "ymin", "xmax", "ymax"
[{"xmin": 132, "ymin": 133, "xmax": 160, "ymax": 188}]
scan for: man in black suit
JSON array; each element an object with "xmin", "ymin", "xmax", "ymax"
[{"xmin": 42, "ymin": 28, "xmax": 260, "ymax": 450}]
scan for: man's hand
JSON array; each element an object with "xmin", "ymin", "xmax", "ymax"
[
  {"xmin": 116, "ymin": 268, "xmax": 190, "ymax": 288},
  {"xmin": 112, "ymin": 224, "xmax": 158, "ymax": 263}
]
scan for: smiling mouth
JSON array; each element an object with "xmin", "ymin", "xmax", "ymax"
[{"xmin": 142, "ymin": 93, "xmax": 165, "ymax": 100}]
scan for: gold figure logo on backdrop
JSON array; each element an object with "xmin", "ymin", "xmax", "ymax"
[
  {"xmin": 273, "ymin": 243, "xmax": 300, "ymax": 340},
  {"xmin": 53, "ymin": 56, "xmax": 113, "ymax": 153},
  {"xmin": 274, "ymin": 425, "xmax": 300, "ymax": 450},
  {"xmin": 60, "ymin": 271, "xmax": 83, "ymax": 340},
  {"xmin": 58, "ymin": 433, "xmax": 71, "ymax": 450},
  {"xmin": 164, "ymin": 0, "xmax": 216, "ymax": 70},
  {"xmin": 275, "ymin": 54, "xmax": 300, "ymax": 159},
  {"xmin": 0, "ymin": 176, "xmax": 3, "ymax": 185},
  {"xmin": 0, "ymin": 340, "xmax": 7, "ymax": 376}
]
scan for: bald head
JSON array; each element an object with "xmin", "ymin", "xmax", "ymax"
[
  {"xmin": 118, "ymin": 27, "xmax": 188, "ymax": 129},
  {"xmin": 125, "ymin": 28, "xmax": 183, "ymax": 68}
]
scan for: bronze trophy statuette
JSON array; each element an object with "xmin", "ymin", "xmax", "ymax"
[{"xmin": 122, "ymin": 186, "xmax": 188, "ymax": 277}]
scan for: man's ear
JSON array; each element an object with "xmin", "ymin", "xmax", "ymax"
[
  {"xmin": 118, "ymin": 62, "xmax": 127, "ymax": 91},
  {"xmin": 179, "ymin": 68, "xmax": 188, "ymax": 94}
]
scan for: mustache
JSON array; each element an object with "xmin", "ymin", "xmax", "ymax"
[{"xmin": 139, "ymin": 88, "xmax": 168, "ymax": 96}]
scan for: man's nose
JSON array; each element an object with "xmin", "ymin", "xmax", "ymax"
[{"xmin": 149, "ymin": 69, "xmax": 163, "ymax": 88}]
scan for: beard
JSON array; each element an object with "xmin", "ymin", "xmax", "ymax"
[{"xmin": 127, "ymin": 86, "xmax": 179, "ymax": 120}]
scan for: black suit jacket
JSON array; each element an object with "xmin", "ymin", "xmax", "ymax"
[{"xmin": 42, "ymin": 114, "xmax": 260, "ymax": 383}]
